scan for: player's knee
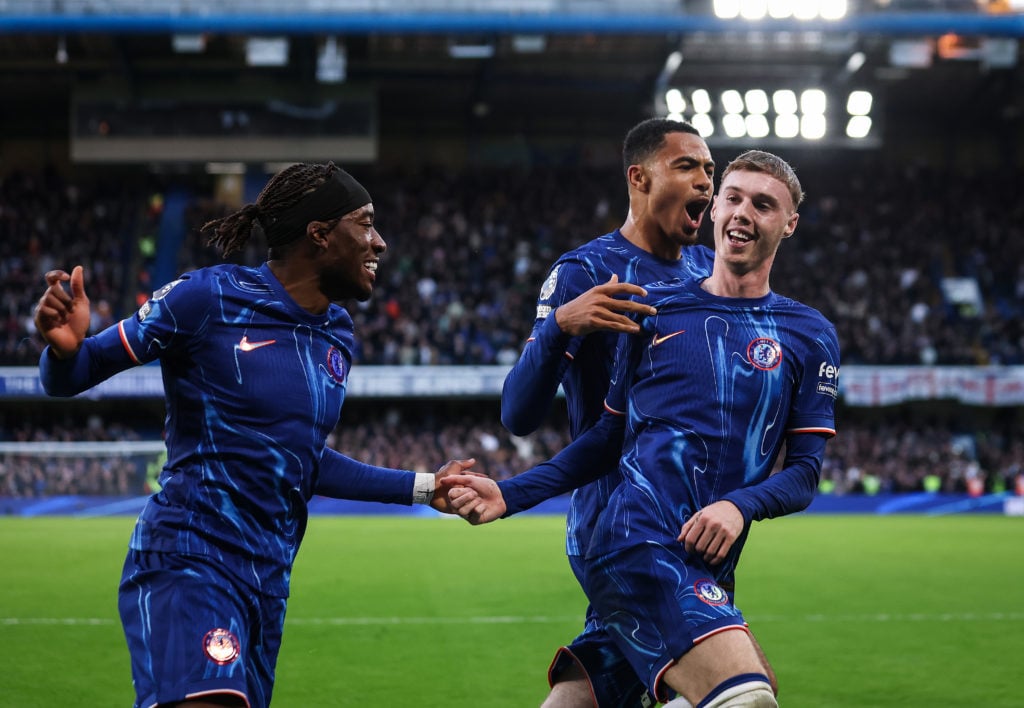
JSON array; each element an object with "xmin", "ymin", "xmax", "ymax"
[{"xmin": 701, "ymin": 680, "xmax": 777, "ymax": 708}]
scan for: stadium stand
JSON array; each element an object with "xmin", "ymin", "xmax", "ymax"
[
  {"xmin": 3, "ymin": 161, "xmax": 1023, "ymax": 368},
  {"xmin": 2, "ymin": 161, "xmax": 1023, "ymax": 501},
  {"xmin": 1, "ymin": 1, "xmax": 1023, "ymax": 508}
]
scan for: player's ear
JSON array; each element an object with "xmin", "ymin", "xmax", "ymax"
[
  {"xmin": 782, "ymin": 212, "xmax": 799, "ymax": 238},
  {"xmin": 627, "ymin": 164, "xmax": 648, "ymax": 192},
  {"xmin": 307, "ymin": 220, "xmax": 330, "ymax": 247}
]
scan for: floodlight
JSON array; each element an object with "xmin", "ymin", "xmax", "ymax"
[
  {"xmin": 775, "ymin": 114, "xmax": 800, "ymax": 138},
  {"xmin": 714, "ymin": 0, "xmax": 741, "ymax": 19},
  {"xmin": 739, "ymin": 0, "xmax": 769, "ymax": 20},
  {"xmin": 746, "ymin": 114, "xmax": 770, "ymax": 138},
  {"xmin": 820, "ymin": 0, "xmax": 848, "ymax": 20},
  {"xmin": 721, "ymin": 89, "xmax": 744, "ymax": 115},
  {"xmin": 768, "ymin": 0, "xmax": 792, "ymax": 19},
  {"xmin": 692, "ymin": 89, "xmax": 713, "ymax": 115},
  {"xmin": 693, "ymin": 113, "xmax": 715, "ymax": 137},
  {"xmin": 847, "ymin": 90, "xmax": 872, "ymax": 116},
  {"xmin": 665, "ymin": 89, "xmax": 687, "ymax": 114},
  {"xmin": 793, "ymin": 0, "xmax": 818, "ymax": 20},
  {"xmin": 745, "ymin": 89, "xmax": 769, "ymax": 115},
  {"xmin": 801, "ymin": 113, "xmax": 827, "ymax": 140},
  {"xmin": 846, "ymin": 115, "xmax": 872, "ymax": 138},
  {"xmin": 800, "ymin": 89, "xmax": 827, "ymax": 115},
  {"xmin": 723, "ymin": 113, "xmax": 747, "ymax": 138},
  {"xmin": 773, "ymin": 90, "xmax": 798, "ymax": 115}
]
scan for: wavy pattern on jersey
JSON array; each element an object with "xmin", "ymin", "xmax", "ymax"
[
  {"xmin": 540, "ymin": 231, "xmax": 714, "ymax": 557},
  {"xmin": 125, "ymin": 264, "xmax": 353, "ymax": 598},
  {"xmin": 593, "ymin": 277, "xmax": 836, "ymax": 570}
]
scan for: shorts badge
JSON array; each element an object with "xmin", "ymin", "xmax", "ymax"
[
  {"xmin": 203, "ymin": 628, "xmax": 240, "ymax": 665},
  {"xmin": 694, "ymin": 579, "xmax": 729, "ymax": 606}
]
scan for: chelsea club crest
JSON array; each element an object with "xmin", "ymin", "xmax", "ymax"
[
  {"xmin": 694, "ymin": 579, "xmax": 729, "ymax": 606},
  {"xmin": 326, "ymin": 346, "xmax": 347, "ymax": 384},
  {"xmin": 203, "ymin": 628, "xmax": 240, "ymax": 665},
  {"xmin": 747, "ymin": 337, "xmax": 782, "ymax": 371}
]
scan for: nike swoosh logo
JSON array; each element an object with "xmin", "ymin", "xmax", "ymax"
[
  {"xmin": 652, "ymin": 330, "xmax": 686, "ymax": 346},
  {"xmin": 237, "ymin": 335, "xmax": 276, "ymax": 352}
]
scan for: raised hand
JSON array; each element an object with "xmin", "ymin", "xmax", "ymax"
[
  {"xmin": 554, "ymin": 274, "xmax": 657, "ymax": 336},
  {"xmin": 34, "ymin": 266, "xmax": 91, "ymax": 359}
]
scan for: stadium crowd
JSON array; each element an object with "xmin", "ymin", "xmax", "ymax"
[
  {"xmin": 2, "ymin": 405, "xmax": 1022, "ymax": 499},
  {"xmin": 2, "ymin": 163, "xmax": 1023, "ymax": 500},
  {"xmin": 2, "ymin": 161, "xmax": 1023, "ymax": 368}
]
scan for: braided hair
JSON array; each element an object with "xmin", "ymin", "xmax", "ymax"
[{"xmin": 202, "ymin": 162, "xmax": 341, "ymax": 258}]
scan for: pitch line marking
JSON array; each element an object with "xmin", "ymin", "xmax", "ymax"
[{"xmin": 5, "ymin": 612, "xmax": 1024, "ymax": 627}]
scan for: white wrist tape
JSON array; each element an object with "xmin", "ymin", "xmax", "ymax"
[{"xmin": 412, "ymin": 472, "xmax": 435, "ymax": 505}]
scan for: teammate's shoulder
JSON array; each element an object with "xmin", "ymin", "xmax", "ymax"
[
  {"xmin": 556, "ymin": 232, "xmax": 617, "ymax": 261},
  {"xmin": 681, "ymin": 243, "xmax": 715, "ymax": 272},
  {"xmin": 172, "ymin": 263, "xmax": 242, "ymax": 286},
  {"xmin": 637, "ymin": 277, "xmax": 699, "ymax": 310}
]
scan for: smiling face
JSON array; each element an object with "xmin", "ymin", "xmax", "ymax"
[
  {"xmin": 627, "ymin": 130, "xmax": 715, "ymax": 258},
  {"xmin": 317, "ymin": 203, "xmax": 386, "ymax": 302},
  {"xmin": 710, "ymin": 166, "xmax": 799, "ymax": 279}
]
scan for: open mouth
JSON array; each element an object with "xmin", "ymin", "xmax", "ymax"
[
  {"xmin": 685, "ymin": 197, "xmax": 710, "ymax": 230},
  {"xmin": 726, "ymin": 229, "xmax": 755, "ymax": 245}
]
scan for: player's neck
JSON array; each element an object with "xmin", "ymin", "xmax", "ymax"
[
  {"xmin": 701, "ymin": 268, "xmax": 770, "ymax": 299},
  {"xmin": 619, "ymin": 224, "xmax": 681, "ymax": 262},
  {"xmin": 267, "ymin": 259, "xmax": 330, "ymax": 314}
]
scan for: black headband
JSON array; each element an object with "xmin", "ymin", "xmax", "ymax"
[{"xmin": 263, "ymin": 168, "xmax": 372, "ymax": 247}]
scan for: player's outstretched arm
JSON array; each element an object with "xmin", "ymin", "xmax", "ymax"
[
  {"xmin": 34, "ymin": 266, "xmax": 91, "ymax": 359},
  {"xmin": 554, "ymin": 274, "xmax": 655, "ymax": 337},
  {"xmin": 443, "ymin": 408, "xmax": 626, "ymax": 524}
]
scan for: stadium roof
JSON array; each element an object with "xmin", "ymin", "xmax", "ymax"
[{"xmin": 1, "ymin": 0, "xmax": 1022, "ymax": 160}]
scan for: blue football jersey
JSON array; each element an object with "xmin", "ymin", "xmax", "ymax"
[
  {"xmin": 503, "ymin": 230, "xmax": 714, "ymax": 556},
  {"xmin": 116, "ymin": 263, "xmax": 354, "ymax": 598},
  {"xmin": 594, "ymin": 277, "xmax": 839, "ymax": 571}
]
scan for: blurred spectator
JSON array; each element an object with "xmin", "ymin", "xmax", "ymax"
[
  {"xmin": 3, "ymin": 162, "xmax": 1024, "ymax": 500},
  {"xmin": 0, "ymin": 167, "xmax": 152, "ymax": 365},
  {"xmin": 3, "ymin": 404, "xmax": 1023, "ymax": 499},
  {"xmin": 4, "ymin": 162, "xmax": 1024, "ymax": 366}
]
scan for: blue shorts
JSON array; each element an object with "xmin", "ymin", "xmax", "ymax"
[
  {"xmin": 118, "ymin": 550, "xmax": 287, "ymax": 708},
  {"xmin": 583, "ymin": 542, "xmax": 747, "ymax": 703},
  {"xmin": 546, "ymin": 555, "xmax": 655, "ymax": 708}
]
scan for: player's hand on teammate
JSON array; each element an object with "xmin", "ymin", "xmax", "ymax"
[
  {"xmin": 34, "ymin": 266, "xmax": 91, "ymax": 359},
  {"xmin": 437, "ymin": 473, "xmax": 507, "ymax": 524},
  {"xmin": 554, "ymin": 274, "xmax": 657, "ymax": 336},
  {"xmin": 429, "ymin": 459, "xmax": 481, "ymax": 513},
  {"xmin": 677, "ymin": 500, "xmax": 745, "ymax": 565}
]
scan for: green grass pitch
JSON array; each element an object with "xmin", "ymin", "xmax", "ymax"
[{"xmin": 1, "ymin": 513, "xmax": 1021, "ymax": 707}]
